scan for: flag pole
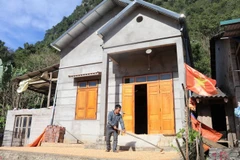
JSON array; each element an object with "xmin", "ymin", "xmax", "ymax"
[{"xmin": 182, "ymin": 83, "xmax": 189, "ymax": 160}]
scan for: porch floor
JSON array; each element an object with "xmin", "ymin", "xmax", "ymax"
[{"xmin": 0, "ymin": 145, "xmax": 181, "ymax": 160}]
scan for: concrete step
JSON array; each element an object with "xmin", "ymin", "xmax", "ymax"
[
  {"xmin": 84, "ymin": 142, "xmax": 175, "ymax": 152},
  {"xmin": 41, "ymin": 142, "xmax": 84, "ymax": 148}
]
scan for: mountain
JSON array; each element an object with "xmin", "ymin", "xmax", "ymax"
[{"xmin": 11, "ymin": 0, "xmax": 240, "ymax": 75}]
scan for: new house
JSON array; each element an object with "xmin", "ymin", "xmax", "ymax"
[{"xmin": 50, "ymin": 0, "xmax": 192, "ymax": 147}]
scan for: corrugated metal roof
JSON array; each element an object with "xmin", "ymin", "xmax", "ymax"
[
  {"xmin": 97, "ymin": 0, "xmax": 182, "ymax": 38},
  {"xmin": 220, "ymin": 18, "xmax": 240, "ymax": 26},
  {"xmin": 220, "ymin": 18, "xmax": 240, "ymax": 38},
  {"xmin": 51, "ymin": 0, "xmax": 130, "ymax": 51},
  {"xmin": 191, "ymin": 88, "xmax": 227, "ymax": 98},
  {"xmin": 13, "ymin": 64, "xmax": 59, "ymax": 82}
]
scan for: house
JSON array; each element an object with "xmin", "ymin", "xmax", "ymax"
[
  {"xmin": 50, "ymin": 0, "xmax": 192, "ymax": 148},
  {"xmin": 209, "ymin": 18, "xmax": 240, "ymax": 147},
  {"xmin": 2, "ymin": 64, "xmax": 59, "ymax": 146}
]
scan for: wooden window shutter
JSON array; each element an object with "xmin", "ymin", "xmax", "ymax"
[
  {"xmin": 85, "ymin": 88, "xmax": 98, "ymax": 119},
  {"xmin": 76, "ymin": 89, "xmax": 87, "ymax": 119}
]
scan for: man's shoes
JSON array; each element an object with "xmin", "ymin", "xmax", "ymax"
[
  {"xmin": 113, "ymin": 150, "xmax": 118, "ymax": 153},
  {"xmin": 105, "ymin": 149, "xmax": 110, "ymax": 152}
]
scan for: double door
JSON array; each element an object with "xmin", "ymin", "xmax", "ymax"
[{"xmin": 122, "ymin": 74, "xmax": 175, "ymax": 134}]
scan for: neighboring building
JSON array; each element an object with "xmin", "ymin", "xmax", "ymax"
[
  {"xmin": 3, "ymin": 108, "xmax": 52, "ymax": 146},
  {"xmin": 2, "ymin": 64, "xmax": 59, "ymax": 146},
  {"xmin": 210, "ymin": 18, "xmax": 240, "ymax": 147},
  {"xmin": 50, "ymin": 0, "xmax": 192, "ymax": 147}
]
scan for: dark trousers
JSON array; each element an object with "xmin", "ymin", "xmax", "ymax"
[{"xmin": 106, "ymin": 126, "xmax": 118, "ymax": 151}]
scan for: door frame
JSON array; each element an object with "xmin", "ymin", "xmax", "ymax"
[{"xmin": 122, "ymin": 73, "xmax": 175, "ymax": 134}]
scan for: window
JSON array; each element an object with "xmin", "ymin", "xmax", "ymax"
[
  {"xmin": 76, "ymin": 81, "xmax": 98, "ymax": 120},
  {"xmin": 136, "ymin": 76, "xmax": 147, "ymax": 82},
  {"xmin": 160, "ymin": 73, "xmax": 172, "ymax": 80},
  {"xmin": 147, "ymin": 75, "xmax": 158, "ymax": 81},
  {"xmin": 14, "ymin": 115, "xmax": 32, "ymax": 139},
  {"xmin": 124, "ymin": 77, "xmax": 134, "ymax": 84}
]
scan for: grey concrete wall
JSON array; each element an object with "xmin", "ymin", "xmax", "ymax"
[
  {"xmin": 59, "ymin": 7, "xmax": 123, "ymax": 68},
  {"xmin": 107, "ymin": 44, "xmax": 184, "ymax": 134},
  {"xmin": 104, "ymin": 7, "xmax": 181, "ymax": 48},
  {"xmin": 3, "ymin": 108, "xmax": 52, "ymax": 146},
  {"xmin": 54, "ymin": 3, "xmax": 186, "ymax": 144},
  {"xmin": 54, "ymin": 7, "xmax": 125, "ymax": 143}
]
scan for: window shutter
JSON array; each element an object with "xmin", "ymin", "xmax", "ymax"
[
  {"xmin": 76, "ymin": 89, "xmax": 87, "ymax": 119},
  {"xmin": 85, "ymin": 88, "xmax": 98, "ymax": 119}
]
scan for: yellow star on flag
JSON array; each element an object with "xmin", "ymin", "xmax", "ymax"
[{"xmin": 194, "ymin": 77, "xmax": 207, "ymax": 88}]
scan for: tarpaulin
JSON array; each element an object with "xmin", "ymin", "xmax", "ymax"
[
  {"xmin": 27, "ymin": 129, "xmax": 46, "ymax": 147},
  {"xmin": 191, "ymin": 114, "xmax": 222, "ymax": 151}
]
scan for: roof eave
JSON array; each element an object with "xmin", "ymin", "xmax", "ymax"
[
  {"xmin": 51, "ymin": 0, "xmax": 130, "ymax": 51},
  {"xmin": 97, "ymin": 0, "xmax": 182, "ymax": 39}
]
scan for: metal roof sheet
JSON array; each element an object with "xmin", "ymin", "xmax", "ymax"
[
  {"xmin": 220, "ymin": 18, "xmax": 240, "ymax": 26},
  {"xmin": 219, "ymin": 18, "xmax": 240, "ymax": 38},
  {"xmin": 13, "ymin": 64, "xmax": 59, "ymax": 82},
  {"xmin": 51, "ymin": 0, "xmax": 130, "ymax": 51},
  {"xmin": 191, "ymin": 88, "xmax": 227, "ymax": 99}
]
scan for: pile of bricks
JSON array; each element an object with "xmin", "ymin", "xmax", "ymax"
[{"xmin": 44, "ymin": 125, "xmax": 65, "ymax": 143}]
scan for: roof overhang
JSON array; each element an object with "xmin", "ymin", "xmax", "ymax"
[
  {"xmin": 68, "ymin": 71, "xmax": 101, "ymax": 78},
  {"xmin": 50, "ymin": 0, "xmax": 130, "ymax": 51},
  {"xmin": 97, "ymin": 0, "xmax": 182, "ymax": 39},
  {"xmin": 220, "ymin": 18, "xmax": 240, "ymax": 38},
  {"xmin": 191, "ymin": 88, "xmax": 228, "ymax": 99},
  {"xmin": 13, "ymin": 64, "xmax": 59, "ymax": 95}
]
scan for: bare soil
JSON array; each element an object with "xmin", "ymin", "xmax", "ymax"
[{"xmin": 0, "ymin": 146, "xmax": 181, "ymax": 160}]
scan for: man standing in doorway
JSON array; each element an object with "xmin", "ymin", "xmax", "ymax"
[{"xmin": 106, "ymin": 104, "xmax": 125, "ymax": 152}]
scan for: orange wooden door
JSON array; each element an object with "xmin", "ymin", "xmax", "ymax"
[
  {"xmin": 159, "ymin": 74, "xmax": 175, "ymax": 134},
  {"xmin": 76, "ymin": 88, "xmax": 87, "ymax": 119},
  {"xmin": 147, "ymin": 82, "xmax": 161, "ymax": 134},
  {"xmin": 122, "ymin": 84, "xmax": 134, "ymax": 133},
  {"xmin": 86, "ymin": 88, "xmax": 98, "ymax": 119}
]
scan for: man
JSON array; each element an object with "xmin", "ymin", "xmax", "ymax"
[{"xmin": 106, "ymin": 104, "xmax": 125, "ymax": 152}]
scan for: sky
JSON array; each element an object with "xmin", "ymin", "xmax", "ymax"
[{"xmin": 0, "ymin": 0, "xmax": 82, "ymax": 50}]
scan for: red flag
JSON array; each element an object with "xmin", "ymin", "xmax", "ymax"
[
  {"xmin": 185, "ymin": 64, "xmax": 217, "ymax": 96},
  {"xmin": 191, "ymin": 114, "xmax": 222, "ymax": 151}
]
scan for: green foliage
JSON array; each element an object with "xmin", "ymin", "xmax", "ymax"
[
  {"xmin": 177, "ymin": 128, "xmax": 199, "ymax": 144},
  {"xmin": 1, "ymin": 0, "xmax": 240, "ymax": 129}
]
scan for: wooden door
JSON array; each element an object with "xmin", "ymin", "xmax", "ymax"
[
  {"xmin": 122, "ymin": 84, "xmax": 134, "ymax": 133},
  {"xmin": 76, "ymin": 89, "xmax": 87, "ymax": 119},
  {"xmin": 147, "ymin": 82, "xmax": 161, "ymax": 134},
  {"xmin": 159, "ymin": 74, "xmax": 175, "ymax": 134}
]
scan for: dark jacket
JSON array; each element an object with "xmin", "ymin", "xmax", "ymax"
[{"xmin": 107, "ymin": 111, "xmax": 125, "ymax": 130}]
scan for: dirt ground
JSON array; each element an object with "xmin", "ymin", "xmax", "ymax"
[{"xmin": 0, "ymin": 146, "xmax": 181, "ymax": 160}]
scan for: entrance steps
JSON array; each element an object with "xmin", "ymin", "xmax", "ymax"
[{"xmin": 84, "ymin": 134, "xmax": 180, "ymax": 152}]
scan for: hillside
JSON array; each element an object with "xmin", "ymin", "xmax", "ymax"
[
  {"xmin": 0, "ymin": 0, "xmax": 240, "ymax": 128},
  {"xmin": 11, "ymin": 0, "xmax": 240, "ymax": 75}
]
